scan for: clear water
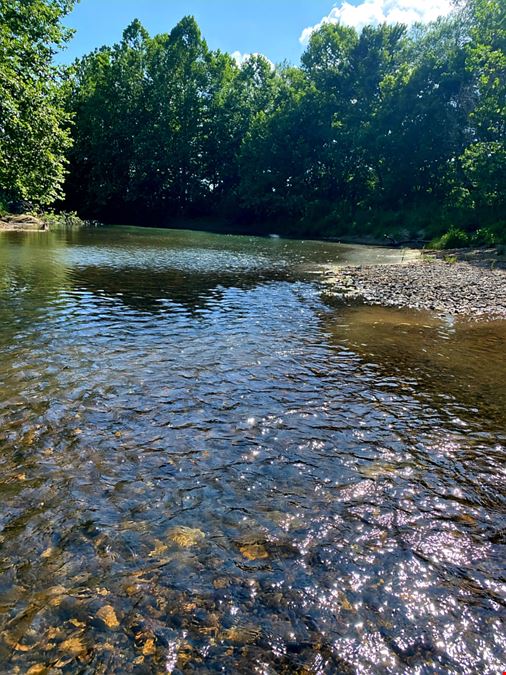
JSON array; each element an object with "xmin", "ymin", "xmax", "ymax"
[{"xmin": 0, "ymin": 227, "xmax": 504, "ymax": 673}]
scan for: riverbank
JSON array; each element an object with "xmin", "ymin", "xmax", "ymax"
[
  {"xmin": 0, "ymin": 214, "xmax": 47, "ymax": 231},
  {"xmin": 0, "ymin": 211, "xmax": 95, "ymax": 232},
  {"xmin": 326, "ymin": 248, "xmax": 506, "ymax": 319}
]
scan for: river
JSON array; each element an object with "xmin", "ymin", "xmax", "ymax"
[{"xmin": 0, "ymin": 226, "xmax": 504, "ymax": 673}]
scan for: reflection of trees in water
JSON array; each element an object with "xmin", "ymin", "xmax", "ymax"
[
  {"xmin": 324, "ymin": 305, "xmax": 506, "ymax": 433},
  {"xmin": 0, "ymin": 235, "xmax": 71, "ymax": 448},
  {"xmin": 0, "ymin": 232, "xmax": 69, "ymax": 291},
  {"xmin": 0, "ymin": 232, "xmax": 71, "ymax": 344},
  {"xmin": 70, "ymin": 264, "xmax": 298, "ymax": 313},
  {"xmin": 0, "ymin": 228, "xmax": 299, "ymax": 317}
]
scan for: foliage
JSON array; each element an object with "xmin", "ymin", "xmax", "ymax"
[
  {"xmin": 430, "ymin": 228, "xmax": 470, "ymax": 249},
  {"xmin": 54, "ymin": 4, "xmax": 504, "ymax": 241},
  {"xmin": 0, "ymin": 0, "xmax": 75, "ymax": 206},
  {"xmin": 65, "ymin": 18, "xmax": 277, "ymax": 221},
  {"xmin": 42, "ymin": 210, "xmax": 88, "ymax": 229},
  {"xmin": 472, "ymin": 227, "xmax": 498, "ymax": 246},
  {"xmin": 430, "ymin": 224, "xmax": 506, "ymax": 249}
]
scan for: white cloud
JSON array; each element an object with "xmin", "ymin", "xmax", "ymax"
[
  {"xmin": 299, "ymin": 0, "xmax": 454, "ymax": 44},
  {"xmin": 231, "ymin": 50, "xmax": 274, "ymax": 69}
]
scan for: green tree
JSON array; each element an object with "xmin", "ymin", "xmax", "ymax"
[
  {"xmin": 139, "ymin": 17, "xmax": 217, "ymax": 216},
  {"xmin": 65, "ymin": 20, "xmax": 150, "ymax": 219},
  {"xmin": 67, "ymin": 17, "xmax": 241, "ymax": 220},
  {"xmin": 64, "ymin": 8, "xmax": 504, "ymax": 240},
  {"xmin": 372, "ymin": 17, "xmax": 471, "ymax": 214},
  {"xmin": 0, "ymin": 0, "xmax": 75, "ymax": 206},
  {"xmin": 237, "ymin": 66, "xmax": 306, "ymax": 220},
  {"xmin": 453, "ymin": 0, "xmax": 506, "ymax": 214}
]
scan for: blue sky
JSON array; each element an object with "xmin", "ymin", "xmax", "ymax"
[
  {"xmin": 57, "ymin": 0, "xmax": 453, "ymax": 66},
  {"xmin": 57, "ymin": 0, "xmax": 336, "ymax": 65}
]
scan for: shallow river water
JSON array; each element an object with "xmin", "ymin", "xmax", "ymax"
[{"xmin": 0, "ymin": 227, "xmax": 504, "ymax": 674}]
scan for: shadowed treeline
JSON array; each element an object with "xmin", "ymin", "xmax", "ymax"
[{"xmin": 63, "ymin": 1, "xmax": 505, "ymax": 241}]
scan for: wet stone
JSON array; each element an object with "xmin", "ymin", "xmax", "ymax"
[{"xmin": 168, "ymin": 527, "xmax": 206, "ymax": 548}]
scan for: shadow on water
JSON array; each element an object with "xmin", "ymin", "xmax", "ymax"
[
  {"xmin": 70, "ymin": 265, "xmax": 301, "ymax": 314},
  {"xmin": 0, "ymin": 226, "xmax": 504, "ymax": 673}
]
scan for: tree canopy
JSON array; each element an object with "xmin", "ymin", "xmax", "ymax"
[
  {"xmin": 1, "ymin": 0, "xmax": 504, "ymax": 240},
  {"xmin": 0, "ymin": 0, "xmax": 75, "ymax": 206}
]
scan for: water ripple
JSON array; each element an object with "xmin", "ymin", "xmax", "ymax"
[{"xmin": 0, "ymin": 228, "xmax": 504, "ymax": 673}]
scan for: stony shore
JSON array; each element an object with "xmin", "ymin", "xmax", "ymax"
[
  {"xmin": 327, "ymin": 248, "xmax": 506, "ymax": 319},
  {"xmin": 0, "ymin": 214, "xmax": 47, "ymax": 231}
]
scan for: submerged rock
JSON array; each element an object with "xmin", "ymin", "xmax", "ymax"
[
  {"xmin": 239, "ymin": 542, "xmax": 269, "ymax": 561},
  {"xmin": 96, "ymin": 605, "xmax": 120, "ymax": 629},
  {"xmin": 168, "ymin": 526, "xmax": 205, "ymax": 548},
  {"xmin": 59, "ymin": 636, "xmax": 87, "ymax": 657},
  {"xmin": 221, "ymin": 624, "xmax": 262, "ymax": 643}
]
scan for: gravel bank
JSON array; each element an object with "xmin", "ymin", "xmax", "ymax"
[{"xmin": 328, "ymin": 252, "xmax": 506, "ymax": 319}]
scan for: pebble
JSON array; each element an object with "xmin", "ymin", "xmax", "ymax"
[{"xmin": 329, "ymin": 256, "xmax": 506, "ymax": 319}]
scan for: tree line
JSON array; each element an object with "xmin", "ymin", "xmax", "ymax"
[{"xmin": 1, "ymin": 0, "xmax": 504, "ymax": 241}]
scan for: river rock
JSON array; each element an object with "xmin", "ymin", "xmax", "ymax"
[
  {"xmin": 328, "ymin": 255, "xmax": 506, "ymax": 319},
  {"xmin": 0, "ymin": 214, "xmax": 47, "ymax": 231}
]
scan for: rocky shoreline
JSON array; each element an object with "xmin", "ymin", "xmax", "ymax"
[
  {"xmin": 327, "ymin": 248, "xmax": 506, "ymax": 320},
  {"xmin": 0, "ymin": 211, "xmax": 93, "ymax": 231},
  {"xmin": 0, "ymin": 214, "xmax": 47, "ymax": 231}
]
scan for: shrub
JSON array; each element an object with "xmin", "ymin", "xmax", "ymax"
[
  {"xmin": 472, "ymin": 228, "xmax": 497, "ymax": 247},
  {"xmin": 42, "ymin": 211, "xmax": 87, "ymax": 229},
  {"xmin": 430, "ymin": 228, "xmax": 470, "ymax": 249}
]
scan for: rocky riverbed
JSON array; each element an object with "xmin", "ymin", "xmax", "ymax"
[{"xmin": 326, "ymin": 248, "xmax": 506, "ymax": 319}]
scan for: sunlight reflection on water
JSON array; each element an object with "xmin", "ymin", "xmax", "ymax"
[{"xmin": 0, "ymin": 227, "xmax": 504, "ymax": 673}]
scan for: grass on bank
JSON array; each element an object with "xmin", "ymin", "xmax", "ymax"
[{"xmin": 430, "ymin": 225, "xmax": 506, "ymax": 250}]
